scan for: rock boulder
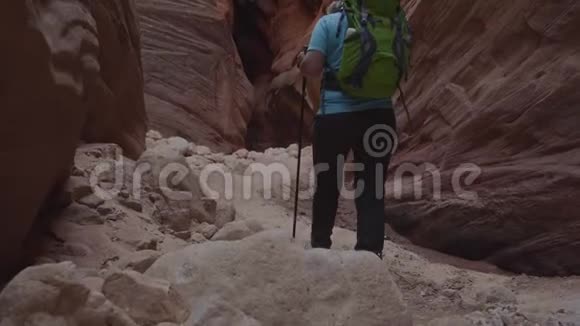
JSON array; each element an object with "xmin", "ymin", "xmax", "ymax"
[
  {"xmin": 0, "ymin": 262, "xmax": 137, "ymax": 326},
  {"xmin": 147, "ymin": 230, "xmax": 413, "ymax": 326}
]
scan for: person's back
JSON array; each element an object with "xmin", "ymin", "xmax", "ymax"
[
  {"xmin": 299, "ymin": 4, "xmax": 399, "ymax": 258},
  {"xmin": 308, "ymin": 12, "xmax": 393, "ymax": 115}
]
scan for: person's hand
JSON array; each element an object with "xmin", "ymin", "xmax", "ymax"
[
  {"xmin": 296, "ymin": 51, "xmax": 305, "ymax": 68},
  {"xmin": 294, "ymin": 46, "xmax": 308, "ymax": 67}
]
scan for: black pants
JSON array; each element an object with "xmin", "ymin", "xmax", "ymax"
[{"xmin": 311, "ymin": 108, "xmax": 396, "ymax": 254}]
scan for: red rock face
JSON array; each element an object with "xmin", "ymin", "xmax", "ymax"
[
  {"xmin": 138, "ymin": 0, "xmax": 320, "ymax": 151},
  {"xmin": 137, "ymin": 0, "xmax": 254, "ymax": 152},
  {"xmin": 82, "ymin": 0, "xmax": 147, "ymax": 158},
  {"xmin": 0, "ymin": 0, "xmax": 145, "ymax": 275},
  {"xmin": 386, "ymin": 0, "xmax": 580, "ymax": 275}
]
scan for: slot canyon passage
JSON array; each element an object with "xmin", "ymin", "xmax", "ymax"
[{"xmin": 1, "ymin": 0, "xmax": 580, "ymax": 325}]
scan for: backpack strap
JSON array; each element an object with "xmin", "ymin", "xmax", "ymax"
[
  {"xmin": 336, "ymin": 6, "xmax": 347, "ymax": 38},
  {"xmin": 345, "ymin": 0, "xmax": 377, "ymax": 89},
  {"xmin": 334, "ymin": 2, "xmax": 357, "ymax": 38},
  {"xmin": 401, "ymin": 10, "xmax": 413, "ymax": 81},
  {"xmin": 392, "ymin": 6, "xmax": 412, "ymax": 83},
  {"xmin": 360, "ymin": 0, "xmax": 369, "ymax": 24},
  {"xmin": 392, "ymin": 7, "xmax": 404, "ymax": 84}
]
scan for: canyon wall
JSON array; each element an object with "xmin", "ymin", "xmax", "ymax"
[
  {"xmin": 388, "ymin": 0, "xmax": 580, "ymax": 275},
  {"xmin": 0, "ymin": 0, "xmax": 146, "ymax": 275},
  {"xmin": 137, "ymin": 0, "xmax": 254, "ymax": 152},
  {"xmin": 138, "ymin": 0, "xmax": 319, "ymax": 151}
]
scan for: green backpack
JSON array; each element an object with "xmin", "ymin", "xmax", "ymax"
[{"xmin": 330, "ymin": 0, "xmax": 412, "ymax": 99}]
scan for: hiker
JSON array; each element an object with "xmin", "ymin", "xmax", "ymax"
[{"xmin": 298, "ymin": 0, "xmax": 411, "ymax": 257}]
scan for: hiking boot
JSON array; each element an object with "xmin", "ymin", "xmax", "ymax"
[
  {"xmin": 311, "ymin": 243, "xmax": 331, "ymax": 250},
  {"xmin": 354, "ymin": 247, "xmax": 384, "ymax": 260},
  {"xmin": 311, "ymin": 237, "xmax": 332, "ymax": 250}
]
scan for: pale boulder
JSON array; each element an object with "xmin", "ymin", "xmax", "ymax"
[
  {"xmin": 301, "ymin": 146, "xmax": 313, "ymax": 158},
  {"xmin": 234, "ymin": 148, "xmax": 250, "ymax": 159},
  {"xmin": 476, "ymin": 286, "xmax": 517, "ymax": 305},
  {"xmin": 215, "ymin": 204, "xmax": 237, "ymax": 228},
  {"xmin": 194, "ymin": 222, "xmax": 219, "ymax": 240},
  {"xmin": 211, "ymin": 219, "xmax": 264, "ymax": 241},
  {"xmin": 0, "ymin": 262, "xmax": 137, "ymax": 326},
  {"xmin": 188, "ymin": 296, "xmax": 262, "ymax": 326},
  {"xmin": 146, "ymin": 130, "xmax": 163, "ymax": 141},
  {"xmin": 264, "ymin": 152, "xmax": 290, "ymax": 165},
  {"xmin": 287, "ymin": 143, "xmax": 299, "ymax": 158},
  {"xmin": 138, "ymin": 146, "xmax": 211, "ymax": 231},
  {"xmin": 207, "ymin": 153, "xmax": 226, "ymax": 163},
  {"xmin": 191, "ymin": 232, "xmax": 208, "ymax": 243},
  {"xmin": 146, "ymin": 137, "xmax": 156, "ymax": 149},
  {"xmin": 224, "ymin": 155, "xmax": 253, "ymax": 174},
  {"xmin": 80, "ymin": 276, "xmax": 105, "ymax": 293},
  {"xmin": 102, "ymin": 270, "xmax": 190, "ymax": 326},
  {"xmin": 247, "ymin": 151, "xmax": 265, "ymax": 161},
  {"xmin": 223, "ymin": 155, "xmax": 237, "ymax": 171},
  {"xmin": 152, "ymin": 137, "xmax": 190, "ymax": 156},
  {"xmin": 195, "ymin": 145, "xmax": 212, "ymax": 156},
  {"xmin": 185, "ymin": 143, "xmax": 197, "ymax": 157},
  {"xmin": 115, "ymin": 250, "xmax": 162, "ymax": 273},
  {"xmin": 195, "ymin": 199, "xmax": 236, "ymax": 228},
  {"xmin": 186, "ymin": 155, "xmax": 212, "ymax": 172},
  {"xmin": 264, "ymin": 148, "xmax": 286, "ymax": 157},
  {"xmin": 137, "ymin": 146, "xmax": 199, "ymax": 195},
  {"xmin": 147, "ymin": 230, "xmax": 412, "ymax": 326}
]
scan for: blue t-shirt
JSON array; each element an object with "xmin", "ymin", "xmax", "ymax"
[{"xmin": 308, "ymin": 12, "xmax": 392, "ymax": 115}]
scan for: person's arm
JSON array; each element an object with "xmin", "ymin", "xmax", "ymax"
[
  {"xmin": 300, "ymin": 18, "xmax": 327, "ymax": 78},
  {"xmin": 300, "ymin": 51, "xmax": 325, "ymax": 78}
]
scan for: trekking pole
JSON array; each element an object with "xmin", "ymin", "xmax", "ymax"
[
  {"xmin": 293, "ymin": 46, "xmax": 308, "ymax": 239},
  {"xmin": 398, "ymin": 85, "xmax": 413, "ymax": 131}
]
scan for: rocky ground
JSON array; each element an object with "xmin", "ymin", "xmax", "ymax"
[{"xmin": 1, "ymin": 131, "xmax": 580, "ymax": 326}]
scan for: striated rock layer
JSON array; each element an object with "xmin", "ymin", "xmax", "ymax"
[
  {"xmin": 0, "ymin": 0, "xmax": 146, "ymax": 277},
  {"xmin": 137, "ymin": 0, "xmax": 254, "ymax": 152},
  {"xmin": 386, "ymin": 0, "xmax": 580, "ymax": 276},
  {"xmin": 138, "ymin": 0, "xmax": 319, "ymax": 151}
]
